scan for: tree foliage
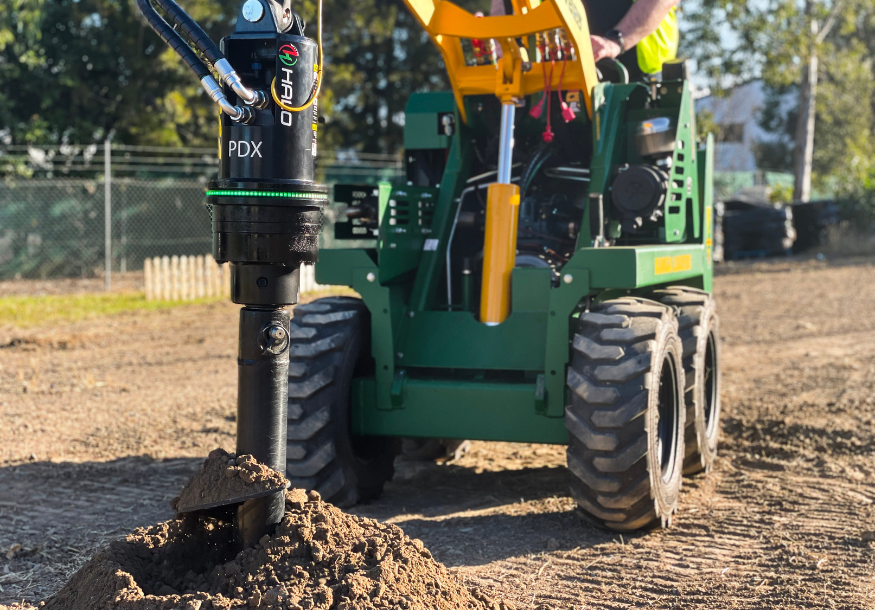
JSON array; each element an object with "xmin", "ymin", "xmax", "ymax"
[
  {"xmin": 682, "ymin": 0, "xmax": 875, "ymax": 195},
  {"xmin": 0, "ymin": 0, "xmax": 487, "ymax": 151}
]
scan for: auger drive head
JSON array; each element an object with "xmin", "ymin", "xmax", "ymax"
[{"xmin": 136, "ymin": 0, "xmax": 326, "ymax": 546}]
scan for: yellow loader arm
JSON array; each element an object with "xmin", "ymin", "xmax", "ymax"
[{"xmin": 403, "ymin": 0, "xmax": 599, "ymax": 122}]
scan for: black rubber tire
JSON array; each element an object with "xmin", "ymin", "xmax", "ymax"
[
  {"xmin": 286, "ymin": 296, "xmax": 396, "ymax": 507},
  {"xmin": 565, "ymin": 297, "xmax": 686, "ymax": 530},
  {"xmin": 650, "ymin": 287, "xmax": 721, "ymax": 475}
]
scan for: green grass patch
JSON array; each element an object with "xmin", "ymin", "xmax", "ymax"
[{"xmin": 0, "ymin": 292, "xmax": 222, "ymax": 328}]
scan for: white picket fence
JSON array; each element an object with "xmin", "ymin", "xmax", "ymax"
[
  {"xmin": 143, "ymin": 254, "xmax": 328, "ymax": 301},
  {"xmin": 299, "ymin": 265, "xmax": 329, "ymax": 294}
]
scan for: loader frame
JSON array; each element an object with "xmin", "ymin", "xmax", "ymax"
[{"xmin": 316, "ymin": 77, "xmax": 715, "ymax": 444}]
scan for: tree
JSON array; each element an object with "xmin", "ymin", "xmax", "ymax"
[
  {"xmin": 0, "ymin": 0, "xmax": 479, "ymax": 153},
  {"xmin": 296, "ymin": 0, "xmax": 453, "ymax": 153},
  {"xmin": 0, "ymin": 0, "xmax": 248, "ymax": 146},
  {"xmin": 683, "ymin": 0, "xmax": 875, "ymax": 201}
]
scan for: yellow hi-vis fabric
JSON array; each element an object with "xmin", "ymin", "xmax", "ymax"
[{"xmin": 636, "ymin": 4, "xmax": 678, "ymax": 74}]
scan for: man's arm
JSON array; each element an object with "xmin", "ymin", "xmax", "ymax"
[{"xmin": 591, "ymin": 0, "xmax": 679, "ymax": 62}]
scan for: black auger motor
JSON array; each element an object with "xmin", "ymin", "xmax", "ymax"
[{"xmin": 136, "ymin": 0, "xmax": 325, "ymax": 547}]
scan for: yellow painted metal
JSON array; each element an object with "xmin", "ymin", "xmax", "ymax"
[
  {"xmin": 480, "ymin": 183, "xmax": 521, "ymax": 325},
  {"xmin": 402, "ymin": 0, "xmax": 599, "ymax": 122}
]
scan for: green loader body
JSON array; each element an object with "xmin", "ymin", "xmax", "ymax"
[{"xmin": 317, "ymin": 79, "xmax": 714, "ymax": 444}]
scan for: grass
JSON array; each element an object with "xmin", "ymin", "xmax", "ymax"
[
  {"xmin": 0, "ymin": 292, "xmax": 224, "ymax": 329},
  {"xmin": 0, "ymin": 287, "xmax": 359, "ymax": 329}
]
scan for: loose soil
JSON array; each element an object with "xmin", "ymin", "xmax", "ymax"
[
  {"xmin": 173, "ymin": 449, "xmax": 288, "ymax": 513},
  {"xmin": 46, "ymin": 483, "xmax": 510, "ymax": 610},
  {"xmin": 2, "ymin": 256, "xmax": 875, "ymax": 609}
]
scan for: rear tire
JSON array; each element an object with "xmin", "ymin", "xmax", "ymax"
[
  {"xmin": 650, "ymin": 287, "xmax": 721, "ymax": 474},
  {"xmin": 286, "ymin": 297, "xmax": 396, "ymax": 507},
  {"xmin": 565, "ymin": 297, "xmax": 686, "ymax": 530}
]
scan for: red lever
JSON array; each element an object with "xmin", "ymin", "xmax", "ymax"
[{"xmin": 557, "ymin": 49, "xmax": 575, "ymax": 123}]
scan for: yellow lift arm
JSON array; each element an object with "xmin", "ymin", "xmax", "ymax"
[
  {"xmin": 403, "ymin": 0, "xmax": 600, "ymax": 325},
  {"xmin": 403, "ymin": 0, "xmax": 599, "ymax": 122}
]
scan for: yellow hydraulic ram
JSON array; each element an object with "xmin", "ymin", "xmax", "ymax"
[{"xmin": 402, "ymin": 0, "xmax": 598, "ymax": 324}]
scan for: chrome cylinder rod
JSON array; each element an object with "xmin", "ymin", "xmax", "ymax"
[{"xmin": 497, "ymin": 103, "xmax": 516, "ymax": 184}]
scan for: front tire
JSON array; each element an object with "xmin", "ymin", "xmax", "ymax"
[
  {"xmin": 565, "ymin": 298, "xmax": 686, "ymax": 530},
  {"xmin": 286, "ymin": 297, "xmax": 396, "ymax": 507}
]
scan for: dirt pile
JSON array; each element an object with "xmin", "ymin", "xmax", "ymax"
[
  {"xmin": 44, "ymin": 481, "xmax": 512, "ymax": 610},
  {"xmin": 173, "ymin": 448, "xmax": 289, "ymax": 512}
]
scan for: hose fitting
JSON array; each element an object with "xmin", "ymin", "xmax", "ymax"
[
  {"xmin": 200, "ymin": 76, "xmax": 255, "ymax": 123},
  {"xmin": 214, "ymin": 58, "xmax": 268, "ymax": 108}
]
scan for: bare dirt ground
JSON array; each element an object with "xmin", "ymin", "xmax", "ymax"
[{"xmin": 1, "ymin": 257, "xmax": 875, "ymax": 609}]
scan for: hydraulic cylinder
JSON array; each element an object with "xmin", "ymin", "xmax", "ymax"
[{"xmin": 480, "ymin": 102, "xmax": 520, "ymax": 325}]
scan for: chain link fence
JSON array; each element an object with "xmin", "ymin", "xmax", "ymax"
[
  {"xmin": 1, "ymin": 144, "xmax": 802, "ymax": 283},
  {"xmin": 0, "ymin": 144, "xmax": 399, "ymax": 282}
]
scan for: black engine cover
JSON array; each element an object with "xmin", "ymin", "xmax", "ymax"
[{"xmin": 611, "ymin": 164, "xmax": 669, "ymax": 220}]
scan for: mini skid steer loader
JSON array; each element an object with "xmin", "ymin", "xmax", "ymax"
[
  {"xmin": 136, "ymin": 0, "xmax": 718, "ymax": 535},
  {"xmin": 286, "ymin": 0, "xmax": 721, "ymax": 531}
]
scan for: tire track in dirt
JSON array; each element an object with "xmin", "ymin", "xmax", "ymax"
[
  {"xmin": 354, "ymin": 262, "xmax": 875, "ymax": 609},
  {"xmin": 1, "ymin": 260, "xmax": 875, "ymax": 608},
  {"xmin": 0, "ymin": 458, "xmax": 200, "ymax": 603}
]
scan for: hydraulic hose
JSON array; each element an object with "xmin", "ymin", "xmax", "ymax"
[
  {"xmin": 135, "ymin": 0, "xmax": 210, "ymax": 80},
  {"xmin": 520, "ymin": 141, "xmax": 555, "ymax": 198},
  {"xmin": 150, "ymin": 0, "xmax": 224, "ymax": 65},
  {"xmin": 149, "ymin": 0, "xmax": 264, "ymax": 106},
  {"xmin": 136, "ymin": 0, "xmax": 252, "ymax": 121}
]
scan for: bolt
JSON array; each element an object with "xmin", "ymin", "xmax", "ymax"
[
  {"xmin": 242, "ymin": 0, "xmax": 264, "ymax": 22},
  {"xmin": 563, "ymin": 274, "xmax": 573, "ymax": 284},
  {"xmin": 366, "ymin": 272, "xmax": 376, "ymax": 282},
  {"xmin": 256, "ymin": 276, "xmax": 269, "ymax": 288},
  {"xmin": 269, "ymin": 326, "xmax": 286, "ymax": 340},
  {"xmin": 396, "ymin": 352, "xmax": 404, "ymax": 359},
  {"xmin": 408, "ymin": 311, "xmax": 415, "ymax": 318}
]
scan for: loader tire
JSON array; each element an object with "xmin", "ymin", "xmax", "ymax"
[
  {"xmin": 286, "ymin": 296, "xmax": 396, "ymax": 507},
  {"xmin": 565, "ymin": 297, "xmax": 686, "ymax": 530},
  {"xmin": 650, "ymin": 287, "xmax": 721, "ymax": 474}
]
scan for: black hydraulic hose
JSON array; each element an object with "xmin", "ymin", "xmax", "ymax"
[
  {"xmin": 151, "ymin": 0, "xmax": 225, "ymax": 66},
  {"xmin": 520, "ymin": 142, "xmax": 555, "ymax": 198},
  {"xmin": 136, "ymin": 0, "xmax": 210, "ymax": 80}
]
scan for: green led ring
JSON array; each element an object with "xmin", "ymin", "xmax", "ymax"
[{"xmin": 206, "ymin": 189, "xmax": 328, "ymax": 200}]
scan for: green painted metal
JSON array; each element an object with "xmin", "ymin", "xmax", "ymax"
[
  {"xmin": 407, "ymin": 118, "xmax": 472, "ymax": 312},
  {"xmin": 661, "ymin": 84, "xmax": 698, "ymax": 243},
  {"xmin": 315, "ymin": 249, "xmax": 397, "ymax": 411},
  {"xmin": 404, "ymin": 91, "xmax": 456, "ymax": 150},
  {"xmin": 582, "ymin": 82, "xmax": 640, "ymax": 249},
  {"xmin": 581, "ymin": 244, "xmax": 707, "ymax": 288},
  {"xmin": 698, "ymin": 133, "xmax": 715, "ymax": 293},
  {"xmin": 315, "ymin": 76, "xmax": 715, "ymax": 443},
  {"xmin": 397, "ymin": 267, "xmax": 550, "ymax": 370},
  {"xmin": 376, "ymin": 184, "xmax": 439, "ymax": 283},
  {"xmin": 350, "ymin": 376, "xmax": 569, "ymax": 444}
]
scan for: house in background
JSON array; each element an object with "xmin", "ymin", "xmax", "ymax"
[
  {"xmin": 695, "ymin": 80, "xmax": 796, "ymax": 201},
  {"xmin": 695, "ymin": 80, "xmax": 795, "ymax": 172}
]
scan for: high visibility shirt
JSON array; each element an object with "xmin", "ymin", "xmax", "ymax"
[{"xmin": 582, "ymin": 0, "xmax": 679, "ymax": 78}]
